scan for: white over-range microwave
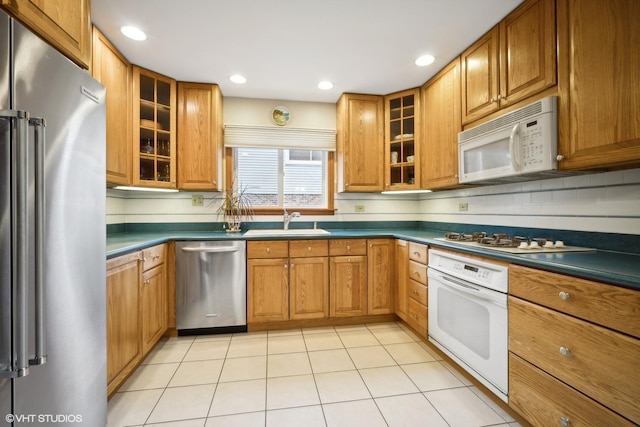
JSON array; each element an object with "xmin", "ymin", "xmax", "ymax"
[{"xmin": 458, "ymin": 96, "xmax": 562, "ymax": 184}]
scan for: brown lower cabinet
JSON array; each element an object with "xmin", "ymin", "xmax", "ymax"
[{"xmin": 106, "ymin": 244, "xmax": 168, "ymax": 398}]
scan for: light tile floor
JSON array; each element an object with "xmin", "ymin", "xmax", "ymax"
[{"xmin": 108, "ymin": 322, "xmax": 522, "ymax": 427}]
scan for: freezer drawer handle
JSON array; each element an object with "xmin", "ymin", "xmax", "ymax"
[{"xmin": 181, "ymin": 246, "xmax": 240, "ymax": 253}]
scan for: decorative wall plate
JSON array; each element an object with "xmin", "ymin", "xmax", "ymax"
[{"xmin": 272, "ymin": 105, "xmax": 291, "ymax": 126}]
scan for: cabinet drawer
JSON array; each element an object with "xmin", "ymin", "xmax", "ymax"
[
  {"xmin": 408, "ymin": 242, "xmax": 427, "ymax": 263},
  {"xmin": 408, "ymin": 260, "xmax": 427, "ymax": 285},
  {"xmin": 510, "ymin": 264, "xmax": 640, "ymax": 339},
  {"xmin": 289, "ymin": 240, "xmax": 329, "ymax": 258},
  {"xmin": 407, "ymin": 298, "xmax": 427, "ymax": 336},
  {"xmin": 509, "ymin": 353, "xmax": 635, "ymax": 427},
  {"xmin": 509, "ymin": 297, "xmax": 640, "ymax": 424},
  {"xmin": 142, "ymin": 244, "xmax": 165, "ymax": 271},
  {"xmin": 329, "ymin": 239, "xmax": 367, "ymax": 256},
  {"xmin": 408, "ymin": 279, "xmax": 427, "ymax": 305},
  {"xmin": 247, "ymin": 241, "xmax": 289, "ymax": 258}
]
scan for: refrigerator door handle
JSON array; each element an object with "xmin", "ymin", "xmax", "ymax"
[
  {"xmin": 0, "ymin": 109, "xmax": 31, "ymax": 378},
  {"xmin": 30, "ymin": 117, "xmax": 47, "ymax": 366}
]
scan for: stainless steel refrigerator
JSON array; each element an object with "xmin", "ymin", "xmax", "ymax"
[{"xmin": 0, "ymin": 10, "xmax": 107, "ymax": 427}]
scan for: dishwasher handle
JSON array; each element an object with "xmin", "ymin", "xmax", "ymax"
[{"xmin": 181, "ymin": 246, "xmax": 240, "ymax": 253}]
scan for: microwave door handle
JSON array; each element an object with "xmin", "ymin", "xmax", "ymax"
[{"xmin": 509, "ymin": 124, "xmax": 520, "ymax": 170}]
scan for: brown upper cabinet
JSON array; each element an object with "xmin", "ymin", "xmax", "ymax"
[
  {"xmin": 1, "ymin": 0, "xmax": 91, "ymax": 68},
  {"xmin": 421, "ymin": 57, "xmax": 462, "ymax": 190},
  {"xmin": 336, "ymin": 93, "xmax": 385, "ymax": 192},
  {"xmin": 133, "ymin": 66, "xmax": 177, "ymax": 189},
  {"xmin": 384, "ymin": 89, "xmax": 421, "ymax": 191},
  {"xmin": 177, "ymin": 82, "xmax": 223, "ymax": 191},
  {"xmin": 92, "ymin": 27, "xmax": 133, "ymax": 186},
  {"xmin": 461, "ymin": 0, "xmax": 556, "ymax": 125},
  {"xmin": 556, "ymin": 0, "xmax": 640, "ymax": 170}
]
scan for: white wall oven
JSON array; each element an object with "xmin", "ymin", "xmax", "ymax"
[{"xmin": 428, "ymin": 249, "xmax": 509, "ymax": 402}]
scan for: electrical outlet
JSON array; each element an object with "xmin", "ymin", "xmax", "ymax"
[
  {"xmin": 459, "ymin": 202, "xmax": 469, "ymax": 212},
  {"xmin": 355, "ymin": 205, "xmax": 365, "ymax": 213},
  {"xmin": 192, "ymin": 195, "xmax": 204, "ymax": 206}
]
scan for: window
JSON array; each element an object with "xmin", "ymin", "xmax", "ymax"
[{"xmin": 232, "ymin": 147, "xmax": 330, "ymax": 210}]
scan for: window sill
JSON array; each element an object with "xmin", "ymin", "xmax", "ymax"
[{"xmin": 252, "ymin": 208, "xmax": 336, "ymax": 216}]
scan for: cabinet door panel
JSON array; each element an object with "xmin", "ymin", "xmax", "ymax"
[
  {"xmin": 1, "ymin": 0, "xmax": 90, "ymax": 67},
  {"xmin": 177, "ymin": 82, "xmax": 222, "ymax": 190},
  {"xmin": 394, "ymin": 240, "xmax": 408, "ymax": 321},
  {"xmin": 329, "ymin": 256, "xmax": 367, "ymax": 317},
  {"xmin": 336, "ymin": 94, "xmax": 384, "ymax": 192},
  {"xmin": 106, "ymin": 255, "xmax": 141, "ymax": 396},
  {"xmin": 557, "ymin": 0, "xmax": 640, "ymax": 170},
  {"xmin": 499, "ymin": 0, "xmax": 556, "ymax": 107},
  {"xmin": 367, "ymin": 239, "xmax": 394, "ymax": 315},
  {"xmin": 290, "ymin": 257, "xmax": 329, "ymax": 320},
  {"xmin": 461, "ymin": 27, "xmax": 500, "ymax": 124},
  {"xmin": 247, "ymin": 258, "xmax": 289, "ymax": 322},
  {"xmin": 141, "ymin": 264, "xmax": 166, "ymax": 355},
  {"xmin": 421, "ymin": 58, "xmax": 461, "ymax": 189},
  {"xmin": 92, "ymin": 27, "xmax": 132, "ymax": 186}
]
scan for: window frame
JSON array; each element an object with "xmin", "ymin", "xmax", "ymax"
[{"xmin": 225, "ymin": 147, "xmax": 335, "ymax": 215}]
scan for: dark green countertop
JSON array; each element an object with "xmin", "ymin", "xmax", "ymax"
[{"xmin": 106, "ymin": 228, "xmax": 640, "ymax": 291}]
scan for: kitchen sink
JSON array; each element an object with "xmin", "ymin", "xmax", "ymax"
[{"xmin": 244, "ymin": 229, "xmax": 331, "ymax": 236}]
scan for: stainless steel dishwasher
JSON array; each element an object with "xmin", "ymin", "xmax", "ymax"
[{"xmin": 175, "ymin": 241, "xmax": 247, "ymax": 335}]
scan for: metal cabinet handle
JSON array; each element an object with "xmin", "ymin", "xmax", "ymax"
[
  {"xmin": 559, "ymin": 346, "xmax": 571, "ymax": 356},
  {"xmin": 559, "ymin": 291, "xmax": 570, "ymax": 301},
  {"xmin": 413, "ymin": 270, "xmax": 420, "ymax": 277},
  {"xmin": 266, "ymin": 248, "xmax": 271, "ymax": 253},
  {"xmin": 152, "ymin": 254, "xmax": 160, "ymax": 260},
  {"xmin": 413, "ymin": 290, "xmax": 419, "ymax": 295},
  {"xmin": 284, "ymin": 264, "xmax": 288, "ymax": 269},
  {"xmin": 413, "ymin": 251, "xmax": 421, "ymax": 256},
  {"xmin": 144, "ymin": 279, "xmax": 151, "ymax": 285},
  {"xmin": 560, "ymin": 416, "xmax": 571, "ymax": 427},
  {"xmin": 557, "ymin": 155, "xmax": 565, "ymax": 161},
  {"xmin": 307, "ymin": 246, "xmax": 312, "ymax": 251},
  {"xmin": 346, "ymin": 245, "xmax": 351, "ymax": 250}
]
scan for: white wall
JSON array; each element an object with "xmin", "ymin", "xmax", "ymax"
[{"xmin": 108, "ymin": 97, "xmax": 640, "ymax": 234}]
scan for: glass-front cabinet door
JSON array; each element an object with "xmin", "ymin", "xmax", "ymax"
[
  {"xmin": 133, "ymin": 66, "xmax": 176, "ymax": 188},
  {"xmin": 385, "ymin": 89, "xmax": 420, "ymax": 190}
]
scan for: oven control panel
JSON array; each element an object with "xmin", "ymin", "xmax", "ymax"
[{"xmin": 428, "ymin": 249, "xmax": 508, "ymax": 293}]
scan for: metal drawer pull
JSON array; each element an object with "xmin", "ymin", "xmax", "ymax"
[
  {"xmin": 413, "ymin": 270, "xmax": 420, "ymax": 276},
  {"xmin": 559, "ymin": 346, "xmax": 571, "ymax": 356},
  {"xmin": 144, "ymin": 280, "xmax": 150, "ymax": 285},
  {"xmin": 559, "ymin": 291, "xmax": 570, "ymax": 300},
  {"xmin": 346, "ymin": 245, "xmax": 350, "ymax": 250},
  {"xmin": 413, "ymin": 251, "xmax": 421, "ymax": 257},
  {"xmin": 266, "ymin": 248, "xmax": 271, "ymax": 253},
  {"xmin": 560, "ymin": 416, "xmax": 571, "ymax": 427},
  {"xmin": 308, "ymin": 246, "xmax": 312, "ymax": 251},
  {"xmin": 413, "ymin": 290, "xmax": 419, "ymax": 295}
]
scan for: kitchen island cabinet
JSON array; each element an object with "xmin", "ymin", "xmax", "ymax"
[
  {"xmin": 177, "ymin": 82, "xmax": 223, "ymax": 191},
  {"xmin": 1, "ymin": 0, "xmax": 90, "ymax": 68},
  {"xmin": 336, "ymin": 93, "xmax": 385, "ymax": 192},
  {"xmin": 421, "ymin": 58, "xmax": 462, "ymax": 190},
  {"xmin": 508, "ymin": 264, "xmax": 640, "ymax": 425},
  {"xmin": 556, "ymin": 0, "xmax": 640, "ymax": 171},
  {"xmin": 92, "ymin": 26, "xmax": 133, "ymax": 186},
  {"xmin": 106, "ymin": 251, "xmax": 142, "ymax": 398},
  {"xmin": 461, "ymin": 0, "xmax": 556, "ymax": 125}
]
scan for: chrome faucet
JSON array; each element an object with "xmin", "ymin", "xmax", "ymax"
[{"xmin": 283, "ymin": 208, "xmax": 301, "ymax": 230}]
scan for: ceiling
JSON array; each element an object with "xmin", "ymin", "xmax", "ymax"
[{"xmin": 91, "ymin": 0, "xmax": 524, "ymax": 104}]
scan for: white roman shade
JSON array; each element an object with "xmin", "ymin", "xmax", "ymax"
[{"xmin": 224, "ymin": 124, "xmax": 336, "ymax": 151}]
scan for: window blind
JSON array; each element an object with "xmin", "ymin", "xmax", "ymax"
[{"xmin": 224, "ymin": 124, "xmax": 336, "ymax": 151}]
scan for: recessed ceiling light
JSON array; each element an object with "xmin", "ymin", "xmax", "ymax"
[
  {"xmin": 317, "ymin": 81, "xmax": 334, "ymax": 90},
  {"xmin": 229, "ymin": 74, "xmax": 247, "ymax": 84},
  {"xmin": 120, "ymin": 26, "xmax": 147, "ymax": 41},
  {"xmin": 415, "ymin": 54, "xmax": 435, "ymax": 66}
]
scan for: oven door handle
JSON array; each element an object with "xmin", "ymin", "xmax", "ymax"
[{"xmin": 429, "ymin": 270, "xmax": 507, "ymax": 308}]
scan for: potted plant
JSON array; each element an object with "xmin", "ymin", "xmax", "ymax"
[{"xmin": 217, "ymin": 180, "xmax": 254, "ymax": 232}]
